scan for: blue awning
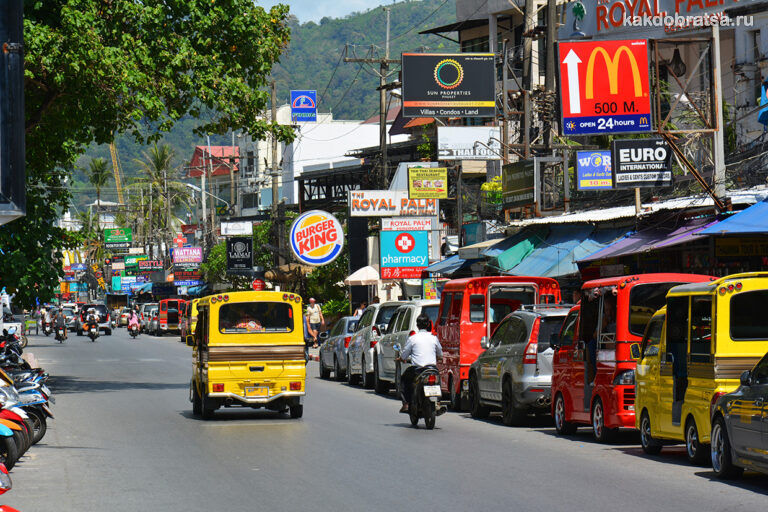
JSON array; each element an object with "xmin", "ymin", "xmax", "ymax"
[
  {"xmin": 425, "ymin": 255, "xmax": 481, "ymax": 276},
  {"xmin": 508, "ymin": 225, "xmax": 625, "ymax": 278},
  {"xmin": 698, "ymin": 200, "xmax": 768, "ymax": 235}
]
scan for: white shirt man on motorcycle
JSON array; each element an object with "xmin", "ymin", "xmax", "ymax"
[{"xmin": 397, "ymin": 313, "xmax": 443, "ymax": 413}]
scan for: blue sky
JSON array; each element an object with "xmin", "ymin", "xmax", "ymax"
[{"xmin": 256, "ymin": 0, "xmax": 392, "ymax": 23}]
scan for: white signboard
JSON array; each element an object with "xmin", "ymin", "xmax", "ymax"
[
  {"xmin": 349, "ymin": 191, "xmax": 439, "ymax": 217},
  {"xmin": 382, "ymin": 217, "xmax": 433, "ymax": 231},
  {"xmin": 112, "ymin": 262, "xmax": 125, "ymax": 271},
  {"xmin": 221, "ymin": 221, "xmax": 253, "ymax": 236},
  {"xmin": 128, "ymin": 247, "xmax": 144, "ymax": 255},
  {"xmin": 437, "ymin": 126, "xmax": 501, "ymax": 161}
]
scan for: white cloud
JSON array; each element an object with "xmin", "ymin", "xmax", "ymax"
[{"xmin": 257, "ymin": 0, "xmax": 392, "ymax": 23}]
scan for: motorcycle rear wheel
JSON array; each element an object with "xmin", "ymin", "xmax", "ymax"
[
  {"xmin": 409, "ymin": 396, "xmax": 419, "ymax": 427},
  {"xmin": 424, "ymin": 402, "xmax": 436, "ymax": 430},
  {"xmin": 0, "ymin": 436, "xmax": 18, "ymax": 470},
  {"xmin": 26, "ymin": 408, "xmax": 47, "ymax": 445}
]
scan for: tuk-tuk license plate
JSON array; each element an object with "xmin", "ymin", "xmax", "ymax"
[
  {"xmin": 245, "ymin": 387, "xmax": 269, "ymax": 398},
  {"xmin": 423, "ymin": 385, "xmax": 441, "ymax": 397}
]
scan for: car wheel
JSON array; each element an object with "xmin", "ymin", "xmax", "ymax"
[
  {"xmin": 289, "ymin": 404, "xmax": 304, "ymax": 419},
  {"xmin": 333, "ymin": 356, "xmax": 345, "ymax": 381},
  {"xmin": 361, "ymin": 356, "xmax": 374, "ymax": 389},
  {"xmin": 554, "ymin": 393, "xmax": 577, "ymax": 435},
  {"xmin": 591, "ymin": 397, "xmax": 616, "ymax": 443},
  {"xmin": 346, "ymin": 356, "xmax": 359, "ymax": 385},
  {"xmin": 469, "ymin": 373, "xmax": 489, "ymax": 419},
  {"xmin": 501, "ymin": 380, "xmax": 527, "ymax": 427},
  {"xmin": 374, "ymin": 356, "xmax": 389, "ymax": 395},
  {"xmin": 319, "ymin": 355, "xmax": 331, "ymax": 379},
  {"xmin": 711, "ymin": 416, "xmax": 743, "ymax": 479},
  {"xmin": 685, "ymin": 417, "xmax": 709, "ymax": 465},
  {"xmin": 449, "ymin": 376, "xmax": 463, "ymax": 412},
  {"xmin": 640, "ymin": 411, "xmax": 663, "ymax": 455}
]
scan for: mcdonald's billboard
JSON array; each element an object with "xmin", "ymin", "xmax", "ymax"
[{"xmin": 558, "ymin": 39, "xmax": 652, "ymax": 136}]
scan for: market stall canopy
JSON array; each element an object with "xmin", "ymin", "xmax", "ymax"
[
  {"xmin": 488, "ymin": 227, "xmax": 550, "ymax": 272},
  {"xmin": 344, "ymin": 265, "xmax": 380, "ymax": 286},
  {"xmin": 697, "ymin": 200, "xmax": 768, "ymax": 235},
  {"xmin": 579, "ymin": 217, "xmax": 717, "ymax": 264}
]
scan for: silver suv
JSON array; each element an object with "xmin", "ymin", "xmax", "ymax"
[
  {"xmin": 375, "ymin": 300, "xmax": 440, "ymax": 395},
  {"xmin": 468, "ymin": 305, "xmax": 571, "ymax": 425},
  {"xmin": 347, "ymin": 302, "xmax": 401, "ymax": 388}
]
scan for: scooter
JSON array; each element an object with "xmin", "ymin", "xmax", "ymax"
[
  {"xmin": 54, "ymin": 326, "xmax": 66, "ymax": 344},
  {"xmin": 0, "ymin": 463, "xmax": 21, "ymax": 511},
  {"xmin": 129, "ymin": 323, "xmax": 139, "ymax": 339},
  {"xmin": 88, "ymin": 324, "xmax": 99, "ymax": 342},
  {"xmin": 394, "ymin": 344, "xmax": 443, "ymax": 430},
  {"xmin": 42, "ymin": 322, "xmax": 51, "ymax": 337}
]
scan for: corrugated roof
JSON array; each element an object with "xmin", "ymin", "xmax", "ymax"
[{"xmin": 187, "ymin": 146, "xmax": 240, "ymax": 178}]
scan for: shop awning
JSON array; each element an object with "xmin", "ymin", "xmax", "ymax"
[
  {"xmin": 424, "ymin": 255, "xmax": 482, "ymax": 276},
  {"xmin": 507, "ymin": 226, "xmax": 626, "ymax": 278},
  {"xmin": 489, "ymin": 227, "xmax": 550, "ymax": 272},
  {"xmin": 579, "ymin": 217, "xmax": 717, "ymax": 263},
  {"xmin": 698, "ymin": 200, "xmax": 768, "ymax": 235}
]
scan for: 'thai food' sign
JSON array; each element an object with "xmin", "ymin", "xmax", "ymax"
[{"xmin": 289, "ymin": 210, "xmax": 344, "ymax": 266}]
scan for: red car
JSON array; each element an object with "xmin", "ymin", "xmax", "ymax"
[
  {"xmin": 435, "ymin": 276, "xmax": 562, "ymax": 410},
  {"xmin": 551, "ymin": 273, "xmax": 714, "ymax": 442},
  {"xmin": 158, "ymin": 299, "xmax": 186, "ymax": 335}
]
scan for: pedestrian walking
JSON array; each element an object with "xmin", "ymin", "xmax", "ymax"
[
  {"xmin": 304, "ymin": 298, "xmax": 324, "ymax": 348},
  {"xmin": 353, "ymin": 302, "xmax": 366, "ymax": 317}
]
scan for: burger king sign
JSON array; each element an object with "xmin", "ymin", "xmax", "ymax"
[{"xmin": 289, "ymin": 210, "xmax": 345, "ymax": 266}]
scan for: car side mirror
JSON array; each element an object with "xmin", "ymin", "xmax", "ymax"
[
  {"xmin": 185, "ymin": 335, "xmax": 195, "ymax": 347},
  {"xmin": 740, "ymin": 370, "xmax": 751, "ymax": 387},
  {"xmin": 480, "ymin": 336, "xmax": 489, "ymax": 349},
  {"xmin": 550, "ymin": 333, "xmax": 560, "ymax": 349},
  {"xmin": 630, "ymin": 343, "xmax": 641, "ymax": 360}
]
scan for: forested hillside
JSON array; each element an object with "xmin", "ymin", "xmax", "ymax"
[{"xmin": 73, "ymin": 0, "xmax": 457, "ymax": 210}]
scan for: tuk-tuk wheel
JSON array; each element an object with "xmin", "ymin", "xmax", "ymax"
[
  {"xmin": 191, "ymin": 383, "xmax": 202, "ymax": 416},
  {"xmin": 289, "ymin": 404, "xmax": 303, "ymax": 419},
  {"xmin": 201, "ymin": 395, "xmax": 216, "ymax": 420}
]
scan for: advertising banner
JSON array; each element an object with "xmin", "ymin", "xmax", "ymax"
[
  {"xmin": 576, "ymin": 150, "xmax": 613, "ymax": 190},
  {"xmin": 558, "ymin": 39, "xmax": 652, "ymax": 136},
  {"xmin": 349, "ymin": 190, "xmax": 439, "ymax": 217},
  {"xmin": 125, "ymin": 255, "xmax": 148, "ymax": 268},
  {"xmin": 138, "ymin": 260, "xmax": 163, "ymax": 271},
  {"xmin": 221, "ymin": 221, "xmax": 253, "ymax": 236},
  {"xmin": 290, "ymin": 90, "xmax": 317, "ymax": 122},
  {"xmin": 382, "ymin": 217, "xmax": 432, "ymax": 231},
  {"xmin": 502, "ymin": 161, "xmax": 535, "ymax": 209},
  {"xmin": 401, "ymin": 53, "xmax": 495, "ymax": 118},
  {"xmin": 611, "ymin": 138, "xmax": 672, "ymax": 189},
  {"xmin": 380, "ymin": 230, "xmax": 429, "ymax": 279},
  {"xmin": 408, "ymin": 167, "xmax": 448, "ymax": 199},
  {"xmin": 104, "ymin": 227, "xmax": 132, "ymax": 244},
  {"xmin": 226, "ymin": 237, "xmax": 253, "ymax": 271},
  {"xmin": 174, "ymin": 269, "xmax": 202, "ymax": 286},
  {"xmin": 111, "ymin": 262, "xmax": 125, "ymax": 271},
  {"xmin": 437, "ymin": 126, "xmax": 501, "ymax": 160},
  {"xmin": 70, "ymin": 263, "xmax": 87, "ymax": 271},
  {"xmin": 173, "ymin": 247, "xmax": 203, "ymax": 265},
  {"xmin": 289, "ymin": 210, "xmax": 344, "ymax": 266}
]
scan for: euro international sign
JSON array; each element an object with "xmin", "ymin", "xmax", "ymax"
[
  {"xmin": 290, "ymin": 90, "xmax": 317, "ymax": 123},
  {"xmin": 558, "ymin": 39, "xmax": 652, "ymax": 136},
  {"xmin": 289, "ymin": 210, "xmax": 344, "ymax": 266},
  {"xmin": 349, "ymin": 190, "xmax": 439, "ymax": 217},
  {"xmin": 611, "ymin": 138, "xmax": 672, "ymax": 189},
  {"xmin": 401, "ymin": 53, "xmax": 495, "ymax": 118},
  {"xmin": 576, "ymin": 150, "xmax": 613, "ymax": 190},
  {"xmin": 380, "ymin": 230, "xmax": 429, "ymax": 280},
  {"xmin": 408, "ymin": 167, "xmax": 448, "ymax": 199}
]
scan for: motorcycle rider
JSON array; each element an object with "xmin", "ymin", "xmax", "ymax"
[
  {"xmin": 86, "ymin": 308, "xmax": 99, "ymax": 334},
  {"xmin": 42, "ymin": 307, "xmax": 53, "ymax": 333},
  {"xmin": 128, "ymin": 309, "xmax": 140, "ymax": 333},
  {"xmin": 54, "ymin": 308, "xmax": 67, "ymax": 339},
  {"xmin": 396, "ymin": 313, "xmax": 444, "ymax": 414}
]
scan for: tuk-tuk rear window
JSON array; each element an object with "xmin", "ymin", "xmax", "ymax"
[
  {"xmin": 629, "ymin": 283, "xmax": 683, "ymax": 336},
  {"xmin": 730, "ymin": 291, "xmax": 768, "ymax": 340},
  {"xmin": 218, "ymin": 302, "xmax": 294, "ymax": 334}
]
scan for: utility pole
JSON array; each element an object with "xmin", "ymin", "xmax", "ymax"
[
  {"xmin": 270, "ymin": 80, "xmax": 283, "ymax": 267},
  {"xmin": 344, "ymin": 7, "xmax": 398, "ymax": 187},
  {"xmin": 206, "ymin": 135, "xmax": 216, "ymax": 247},
  {"xmin": 200, "ymin": 152, "xmax": 207, "ymax": 252},
  {"xmin": 712, "ymin": 24, "xmax": 726, "ymax": 199},
  {"xmin": 164, "ymin": 164, "xmax": 171, "ymax": 267},
  {"xmin": 148, "ymin": 182, "xmax": 153, "ymax": 259},
  {"xmin": 230, "ymin": 131, "xmax": 236, "ymax": 208},
  {"xmin": 502, "ymin": 39, "xmax": 510, "ymax": 166},
  {"xmin": 456, "ymin": 164, "xmax": 463, "ymax": 248},
  {"xmin": 522, "ymin": 0, "xmax": 535, "ymax": 160},
  {"xmin": 545, "ymin": 0, "xmax": 557, "ymax": 149}
]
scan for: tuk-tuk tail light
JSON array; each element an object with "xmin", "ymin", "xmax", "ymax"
[
  {"xmin": 735, "ymin": 282, "xmax": 743, "ymax": 291},
  {"xmin": 222, "ymin": 295, "xmax": 229, "ymax": 302},
  {"xmin": 718, "ymin": 286, "xmax": 727, "ymax": 295},
  {"xmin": 283, "ymin": 294, "xmax": 289, "ymax": 301},
  {"xmin": 290, "ymin": 382, "xmax": 302, "ymax": 391},
  {"xmin": 212, "ymin": 383, "xmax": 224, "ymax": 392},
  {"xmin": 727, "ymin": 284, "xmax": 735, "ymax": 292},
  {"xmin": 211, "ymin": 297, "xmax": 217, "ymax": 304}
]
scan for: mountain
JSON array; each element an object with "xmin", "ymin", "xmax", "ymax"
[
  {"xmin": 273, "ymin": 0, "xmax": 458, "ymax": 121},
  {"xmin": 72, "ymin": 0, "xmax": 457, "ymax": 210}
]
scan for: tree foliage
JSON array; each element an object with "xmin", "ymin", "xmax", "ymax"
[{"xmin": 0, "ymin": 1, "xmax": 294, "ymax": 307}]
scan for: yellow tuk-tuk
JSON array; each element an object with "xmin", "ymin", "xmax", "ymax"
[
  {"xmin": 634, "ymin": 272, "xmax": 768, "ymax": 463},
  {"xmin": 187, "ymin": 291, "xmax": 306, "ymax": 419}
]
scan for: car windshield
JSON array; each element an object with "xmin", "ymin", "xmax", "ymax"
[
  {"xmin": 628, "ymin": 283, "xmax": 684, "ymax": 336},
  {"xmin": 62, "ymin": 308, "xmax": 74, "ymax": 317},
  {"xmin": 219, "ymin": 302, "xmax": 294, "ymax": 334}
]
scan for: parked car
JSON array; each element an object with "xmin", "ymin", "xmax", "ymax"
[
  {"xmin": 711, "ymin": 352, "xmax": 768, "ymax": 478},
  {"xmin": 118, "ymin": 307, "xmax": 132, "ymax": 327},
  {"xmin": 77, "ymin": 304, "xmax": 112, "ymax": 335},
  {"xmin": 139, "ymin": 303, "xmax": 158, "ymax": 333},
  {"xmin": 634, "ymin": 272, "xmax": 768, "ymax": 463},
  {"xmin": 347, "ymin": 302, "xmax": 402, "ymax": 388},
  {"xmin": 318, "ymin": 316, "xmax": 359, "ymax": 380},
  {"xmin": 376, "ymin": 300, "xmax": 440, "ymax": 394},
  {"xmin": 436, "ymin": 276, "xmax": 562, "ymax": 410},
  {"xmin": 551, "ymin": 273, "xmax": 713, "ymax": 444},
  {"xmin": 147, "ymin": 308, "xmax": 160, "ymax": 336},
  {"xmin": 469, "ymin": 305, "xmax": 571, "ymax": 425}
]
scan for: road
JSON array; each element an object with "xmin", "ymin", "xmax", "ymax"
[{"xmin": 7, "ymin": 328, "xmax": 768, "ymax": 511}]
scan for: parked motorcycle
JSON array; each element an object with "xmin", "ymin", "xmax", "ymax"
[
  {"xmin": 0, "ymin": 463, "xmax": 20, "ymax": 511},
  {"xmin": 0, "ymin": 425, "xmax": 17, "ymax": 472},
  {"xmin": 54, "ymin": 326, "xmax": 66, "ymax": 344},
  {"xmin": 88, "ymin": 324, "xmax": 99, "ymax": 342}
]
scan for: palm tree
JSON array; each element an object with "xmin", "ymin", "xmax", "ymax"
[
  {"xmin": 87, "ymin": 157, "xmax": 112, "ymax": 231},
  {"xmin": 127, "ymin": 144, "xmax": 191, "ymax": 262}
]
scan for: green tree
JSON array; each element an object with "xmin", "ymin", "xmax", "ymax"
[{"xmin": 0, "ymin": 1, "xmax": 294, "ymax": 307}]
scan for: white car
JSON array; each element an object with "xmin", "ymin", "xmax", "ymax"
[
  {"xmin": 346, "ymin": 302, "xmax": 402, "ymax": 388},
  {"xmin": 374, "ymin": 300, "xmax": 440, "ymax": 394}
]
